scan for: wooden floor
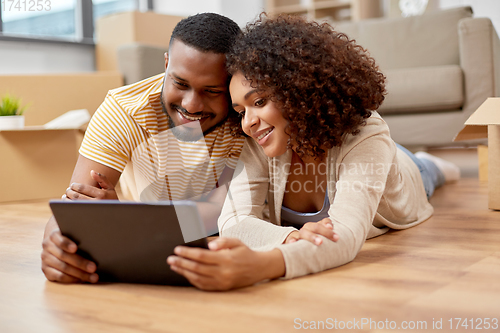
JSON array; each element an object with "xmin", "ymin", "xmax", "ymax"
[{"xmin": 0, "ymin": 177, "xmax": 499, "ymax": 332}]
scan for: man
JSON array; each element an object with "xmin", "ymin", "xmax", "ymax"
[{"xmin": 41, "ymin": 13, "xmax": 244, "ymax": 284}]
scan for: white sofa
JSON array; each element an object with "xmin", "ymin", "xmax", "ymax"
[{"xmin": 335, "ymin": 6, "xmax": 500, "ymax": 147}]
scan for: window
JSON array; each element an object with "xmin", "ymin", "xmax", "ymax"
[
  {"xmin": 1, "ymin": 0, "xmax": 76, "ymax": 39},
  {"xmin": 0, "ymin": 0, "xmax": 144, "ymax": 43}
]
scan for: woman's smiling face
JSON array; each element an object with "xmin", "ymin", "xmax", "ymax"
[{"xmin": 229, "ymin": 72, "xmax": 290, "ymax": 158}]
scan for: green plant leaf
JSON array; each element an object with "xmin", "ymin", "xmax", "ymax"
[{"xmin": 0, "ymin": 94, "xmax": 26, "ymax": 116}]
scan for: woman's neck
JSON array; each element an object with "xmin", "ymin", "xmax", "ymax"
[{"xmin": 291, "ymin": 150, "xmax": 325, "ymax": 166}]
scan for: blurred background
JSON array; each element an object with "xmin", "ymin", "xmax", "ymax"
[
  {"xmin": 0, "ymin": 0, "xmax": 498, "ymax": 202},
  {"xmin": 0, "ymin": 0, "xmax": 498, "ymax": 75}
]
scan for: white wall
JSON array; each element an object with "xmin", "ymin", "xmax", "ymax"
[
  {"xmin": 0, "ymin": 40, "xmax": 95, "ymax": 75},
  {"xmin": 152, "ymin": 0, "xmax": 221, "ymax": 17},
  {"xmin": 152, "ymin": 0, "xmax": 265, "ymax": 27},
  {"xmin": 439, "ymin": 0, "xmax": 500, "ymax": 34},
  {"xmin": 220, "ymin": 0, "xmax": 265, "ymax": 27}
]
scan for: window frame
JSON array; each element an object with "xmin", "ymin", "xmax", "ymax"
[{"xmin": 0, "ymin": 0, "xmax": 152, "ymax": 45}]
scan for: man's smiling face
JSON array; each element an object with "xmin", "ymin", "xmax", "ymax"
[{"xmin": 161, "ymin": 39, "xmax": 230, "ymax": 141}]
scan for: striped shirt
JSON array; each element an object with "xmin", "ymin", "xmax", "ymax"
[{"xmin": 80, "ymin": 74, "xmax": 244, "ymax": 201}]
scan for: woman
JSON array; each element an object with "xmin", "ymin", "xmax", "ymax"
[{"xmin": 167, "ymin": 14, "xmax": 459, "ymax": 290}]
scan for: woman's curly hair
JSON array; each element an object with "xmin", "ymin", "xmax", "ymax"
[{"xmin": 227, "ymin": 14, "xmax": 386, "ymax": 159}]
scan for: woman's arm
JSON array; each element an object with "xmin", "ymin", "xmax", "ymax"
[
  {"xmin": 218, "ymin": 138, "xmax": 297, "ymax": 249},
  {"xmin": 276, "ymin": 120, "xmax": 395, "ymax": 278},
  {"xmin": 167, "ymin": 238, "xmax": 286, "ymax": 291}
]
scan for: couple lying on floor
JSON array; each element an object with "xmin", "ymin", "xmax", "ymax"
[{"xmin": 41, "ymin": 13, "xmax": 460, "ymax": 290}]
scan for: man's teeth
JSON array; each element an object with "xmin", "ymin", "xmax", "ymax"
[
  {"xmin": 257, "ymin": 128, "xmax": 273, "ymax": 140},
  {"xmin": 180, "ymin": 112, "xmax": 203, "ymax": 121}
]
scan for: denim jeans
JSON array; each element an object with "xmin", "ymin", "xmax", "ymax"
[{"xmin": 396, "ymin": 143, "xmax": 445, "ymax": 199}]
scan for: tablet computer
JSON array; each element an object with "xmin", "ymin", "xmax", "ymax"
[{"xmin": 49, "ymin": 200, "xmax": 208, "ymax": 286}]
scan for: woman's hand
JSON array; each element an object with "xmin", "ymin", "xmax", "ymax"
[
  {"xmin": 284, "ymin": 218, "xmax": 339, "ymax": 245},
  {"xmin": 167, "ymin": 238, "xmax": 285, "ymax": 291}
]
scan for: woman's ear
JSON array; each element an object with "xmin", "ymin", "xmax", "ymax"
[{"xmin": 164, "ymin": 52, "xmax": 169, "ymax": 70}]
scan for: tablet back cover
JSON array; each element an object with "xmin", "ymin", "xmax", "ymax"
[{"xmin": 50, "ymin": 200, "xmax": 207, "ymax": 285}]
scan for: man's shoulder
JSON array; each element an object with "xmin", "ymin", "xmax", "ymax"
[
  {"xmin": 107, "ymin": 74, "xmax": 164, "ymax": 108},
  {"xmin": 99, "ymin": 74, "xmax": 164, "ymax": 124}
]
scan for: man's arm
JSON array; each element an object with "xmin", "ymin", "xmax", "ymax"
[
  {"xmin": 65, "ymin": 155, "xmax": 122, "ymax": 200},
  {"xmin": 41, "ymin": 155, "xmax": 121, "ymax": 283}
]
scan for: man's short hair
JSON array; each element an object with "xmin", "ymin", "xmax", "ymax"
[{"xmin": 169, "ymin": 12, "xmax": 240, "ymax": 54}]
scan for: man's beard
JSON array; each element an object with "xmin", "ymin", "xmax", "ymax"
[
  {"xmin": 160, "ymin": 93, "xmax": 205, "ymax": 143},
  {"xmin": 166, "ymin": 105, "xmax": 205, "ymax": 142}
]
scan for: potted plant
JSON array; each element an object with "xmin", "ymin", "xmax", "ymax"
[{"xmin": 0, "ymin": 94, "xmax": 27, "ymax": 130}]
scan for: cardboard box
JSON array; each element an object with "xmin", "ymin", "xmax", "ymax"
[
  {"xmin": 0, "ymin": 127, "xmax": 83, "ymax": 203},
  {"xmin": 0, "ymin": 72, "xmax": 123, "ymax": 126},
  {"xmin": 455, "ymin": 98, "xmax": 500, "ymax": 210},
  {"xmin": 96, "ymin": 11, "xmax": 184, "ymax": 71},
  {"xmin": 0, "ymin": 72, "xmax": 122, "ymax": 202},
  {"xmin": 478, "ymin": 144, "xmax": 488, "ymax": 182}
]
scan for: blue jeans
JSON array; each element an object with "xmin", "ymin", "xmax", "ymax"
[{"xmin": 396, "ymin": 144, "xmax": 445, "ymax": 199}]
